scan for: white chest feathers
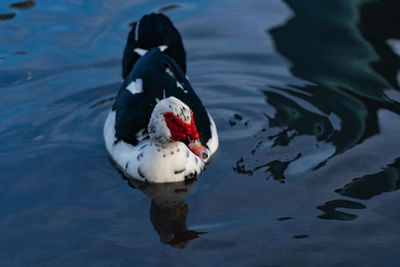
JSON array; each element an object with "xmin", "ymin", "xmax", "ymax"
[
  {"xmin": 104, "ymin": 111, "xmax": 205, "ymax": 183},
  {"xmin": 126, "ymin": 142, "xmax": 205, "ymax": 183}
]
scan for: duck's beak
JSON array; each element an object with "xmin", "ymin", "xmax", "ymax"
[{"xmin": 188, "ymin": 140, "xmax": 208, "ymax": 160}]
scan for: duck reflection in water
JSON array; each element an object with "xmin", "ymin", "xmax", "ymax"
[{"xmin": 128, "ymin": 177, "xmax": 206, "ymax": 248}]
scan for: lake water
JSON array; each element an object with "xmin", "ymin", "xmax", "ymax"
[{"xmin": 1, "ymin": 0, "xmax": 400, "ymax": 265}]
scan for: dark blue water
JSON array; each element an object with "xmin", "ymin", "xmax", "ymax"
[{"xmin": 2, "ymin": 0, "xmax": 400, "ymax": 265}]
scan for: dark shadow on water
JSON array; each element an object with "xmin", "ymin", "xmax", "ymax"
[
  {"xmin": 317, "ymin": 199, "xmax": 366, "ymax": 221},
  {"xmin": 359, "ymin": 0, "xmax": 400, "ymax": 90},
  {"xmin": 157, "ymin": 4, "xmax": 181, "ymax": 13},
  {"xmin": 9, "ymin": 0, "xmax": 36, "ymax": 10},
  {"xmin": 0, "ymin": 13, "xmax": 16, "ymax": 20},
  {"xmin": 336, "ymin": 158, "xmax": 400, "ymax": 200},
  {"xmin": 292, "ymin": 234, "xmax": 309, "ymax": 239},
  {"xmin": 233, "ymin": 158, "xmax": 254, "ymax": 176},
  {"xmin": 254, "ymin": 153, "xmax": 301, "ymax": 183},
  {"xmin": 0, "ymin": 0, "xmax": 35, "ymax": 22},
  {"xmin": 128, "ymin": 177, "xmax": 206, "ymax": 248},
  {"xmin": 234, "ymin": 153, "xmax": 301, "ymax": 183}
]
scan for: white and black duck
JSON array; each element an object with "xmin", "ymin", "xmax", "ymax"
[{"xmin": 104, "ymin": 13, "xmax": 218, "ymax": 183}]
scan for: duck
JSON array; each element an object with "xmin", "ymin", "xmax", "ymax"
[{"xmin": 104, "ymin": 13, "xmax": 218, "ymax": 183}]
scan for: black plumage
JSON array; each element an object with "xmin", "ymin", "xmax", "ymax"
[
  {"xmin": 112, "ymin": 13, "xmax": 212, "ymax": 147},
  {"xmin": 122, "ymin": 13, "xmax": 186, "ymax": 79}
]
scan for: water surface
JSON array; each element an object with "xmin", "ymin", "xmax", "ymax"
[{"xmin": 1, "ymin": 0, "xmax": 400, "ymax": 265}]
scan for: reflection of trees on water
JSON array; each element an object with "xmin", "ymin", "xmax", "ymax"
[
  {"xmin": 263, "ymin": 83, "xmax": 400, "ymax": 169},
  {"xmin": 235, "ymin": 0, "xmax": 400, "ymax": 202},
  {"xmin": 234, "ymin": 153, "xmax": 301, "ymax": 182},
  {"xmin": 265, "ymin": 91, "xmax": 333, "ymax": 145},
  {"xmin": 267, "ymin": 0, "xmax": 400, "ymax": 165},
  {"xmin": 316, "ymin": 157, "xmax": 400, "ymax": 219},
  {"xmin": 271, "ymin": 0, "xmax": 398, "ymax": 99},
  {"xmin": 316, "ymin": 199, "xmax": 366, "ymax": 221},
  {"xmin": 359, "ymin": 0, "xmax": 400, "ymax": 91},
  {"xmin": 336, "ymin": 158, "xmax": 400, "ymax": 200}
]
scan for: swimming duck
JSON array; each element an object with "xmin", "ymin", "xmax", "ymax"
[{"xmin": 104, "ymin": 13, "xmax": 218, "ymax": 183}]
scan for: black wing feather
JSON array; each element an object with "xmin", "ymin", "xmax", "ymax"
[
  {"xmin": 114, "ymin": 14, "xmax": 211, "ymax": 147},
  {"xmin": 122, "ymin": 13, "xmax": 186, "ymax": 79}
]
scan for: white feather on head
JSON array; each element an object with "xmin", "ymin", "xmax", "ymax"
[{"xmin": 148, "ymin": 96, "xmax": 192, "ymax": 146}]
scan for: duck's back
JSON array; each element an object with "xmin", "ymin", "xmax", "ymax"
[
  {"xmin": 122, "ymin": 13, "xmax": 186, "ymax": 79},
  {"xmin": 112, "ymin": 13, "xmax": 213, "ymax": 149}
]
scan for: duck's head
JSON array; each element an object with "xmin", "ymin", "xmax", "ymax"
[{"xmin": 148, "ymin": 97, "xmax": 208, "ymax": 160}]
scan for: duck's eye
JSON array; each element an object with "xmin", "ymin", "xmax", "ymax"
[
  {"xmin": 187, "ymin": 135, "xmax": 193, "ymax": 143},
  {"xmin": 170, "ymin": 117, "xmax": 175, "ymax": 122}
]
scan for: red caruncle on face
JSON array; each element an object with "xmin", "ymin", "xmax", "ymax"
[{"xmin": 163, "ymin": 111, "xmax": 199, "ymax": 142}]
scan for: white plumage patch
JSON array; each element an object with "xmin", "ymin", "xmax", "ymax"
[
  {"xmin": 134, "ymin": 45, "xmax": 167, "ymax": 57},
  {"xmin": 158, "ymin": 45, "xmax": 168, "ymax": 52},
  {"xmin": 206, "ymin": 112, "xmax": 219, "ymax": 160},
  {"xmin": 166, "ymin": 67, "xmax": 174, "ymax": 78},
  {"xmin": 134, "ymin": 20, "xmax": 140, "ymax": 41},
  {"xmin": 176, "ymin": 82, "xmax": 188, "ymax": 93},
  {"xmin": 176, "ymin": 82, "xmax": 184, "ymax": 90},
  {"xmin": 126, "ymin": 79, "xmax": 143, "ymax": 95},
  {"xmin": 136, "ymin": 129, "xmax": 148, "ymax": 142},
  {"xmin": 133, "ymin": 48, "xmax": 148, "ymax": 56}
]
